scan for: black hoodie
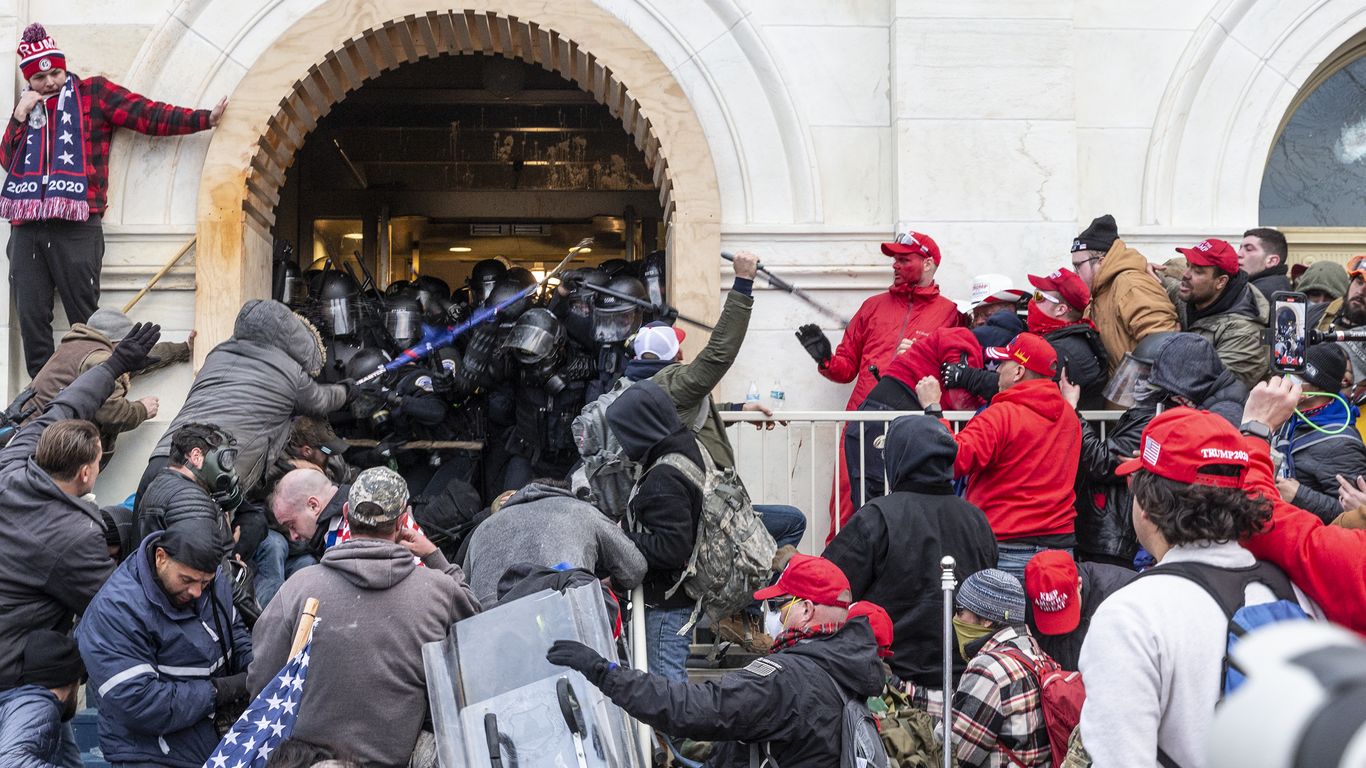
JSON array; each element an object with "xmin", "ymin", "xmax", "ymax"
[
  {"xmin": 606, "ymin": 381, "xmax": 704, "ymax": 608},
  {"xmin": 599, "ymin": 619, "xmax": 886, "ymax": 767},
  {"xmin": 823, "ymin": 417, "xmax": 998, "ymax": 687}
]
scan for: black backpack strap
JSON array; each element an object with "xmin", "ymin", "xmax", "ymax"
[{"xmin": 1157, "ymin": 746, "xmax": 1185, "ymax": 768}]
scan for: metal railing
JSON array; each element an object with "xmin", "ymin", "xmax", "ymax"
[{"xmin": 719, "ymin": 409, "xmax": 1124, "ymax": 552}]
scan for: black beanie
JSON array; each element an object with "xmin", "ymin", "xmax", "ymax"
[
  {"xmin": 19, "ymin": 630, "xmax": 84, "ymax": 688},
  {"xmin": 1304, "ymin": 343, "xmax": 1348, "ymax": 393},
  {"xmin": 1072, "ymin": 214, "xmax": 1120, "ymax": 253},
  {"xmin": 157, "ymin": 518, "xmax": 229, "ymax": 573}
]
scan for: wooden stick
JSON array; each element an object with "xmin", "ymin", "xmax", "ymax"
[
  {"xmin": 289, "ymin": 597, "xmax": 320, "ymax": 657},
  {"xmin": 342, "ymin": 439, "xmax": 484, "ymax": 451},
  {"xmin": 122, "ymin": 238, "xmax": 196, "ymax": 313}
]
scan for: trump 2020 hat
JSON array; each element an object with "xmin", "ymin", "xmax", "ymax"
[
  {"xmin": 1115, "ymin": 407, "xmax": 1250, "ymax": 489},
  {"xmin": 1025, "ymin": 550, "xmax": 1082, "ymax": 636},
  {"xmin": 985, "ymin": 332, "xmax": 1058, "ymax": 378},
  {"xmin": 1177, "ymin": 238, "xmax": 1239, "ymax": 275},
  {"xmin": 754, "ymin": 553, "xmax": 851, "ymax": 607},
  {"xmin": 18, "ymin": 24, "xmax": 64, "ymax": 80}
]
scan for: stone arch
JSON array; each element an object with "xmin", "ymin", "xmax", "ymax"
[
  {"xmin": 189, "ymin": 0, "xmax": 729, "ymax": 355},
  {"xmin": 1142, "ymin": 0, "xmax": 1366, "ymax": 229}
]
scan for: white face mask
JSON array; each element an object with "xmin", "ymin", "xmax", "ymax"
[{"xmin": 763, "ymin": 610, "xmax": 785, "ymax": 639}]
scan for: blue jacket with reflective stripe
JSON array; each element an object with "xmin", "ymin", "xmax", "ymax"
[{"xmin": 75, "ymin": 533, "xmax": 252, "ymax": 767}]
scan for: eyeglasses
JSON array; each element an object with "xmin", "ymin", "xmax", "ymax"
[{"xmin": 1072, "ymin": 255, "xmax": 1101, "ymax": 270}]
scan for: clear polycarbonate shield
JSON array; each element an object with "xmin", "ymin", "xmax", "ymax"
[{"xmin": 1103, "ymin": 351, "xmax": 1154, "ymax": 409}]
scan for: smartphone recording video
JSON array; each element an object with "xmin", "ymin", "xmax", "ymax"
[{"xmin": 1271, "ymin": 291, "xmax": 1308, "ymax": 374}]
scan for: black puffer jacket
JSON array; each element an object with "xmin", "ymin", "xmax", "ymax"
[
  {"xmin": 133, "ymin": 469, "xmax": 230, "ymax": 554},
  {"xmin": 1250, "ymin": 264, "xmax": 1293, "ymax": 304},
  {"xmin": 607, "ymin": 381, "xmax": 703, "ymax": 610},
  {"xmin": 599, "ymin": 619, "xmax": 885, "ymax": 767},
  {"xmin": 1045, "ymin": 323, "xmax": 1109, "ymax": 410},
  {"xmin": 824, "ymin": 416, "xmax": 997, "ymax": 687},
  {"xmin": 1074, "ymin": 334, "xmax": 1246, "ymax": 564}
]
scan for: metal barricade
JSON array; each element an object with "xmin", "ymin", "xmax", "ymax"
[{"xmin": 718, "ymin": 409, "xmax": 1123, "ymax": 552}]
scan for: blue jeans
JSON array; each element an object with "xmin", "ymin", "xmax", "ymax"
[
  {"xmin": 996, "ymin": 542, "xmax": 1073, "ymax": 585},
  {"xmin": 253, "ymin": 531, "xmax": 319, "ymax": 607},
  {"xmin": 755, "ymin": 504, "xmax": 806, "ymax": 549},
  {"xmin": 645, "ymin": 606, "xmax": 694, "ymax": 682}
]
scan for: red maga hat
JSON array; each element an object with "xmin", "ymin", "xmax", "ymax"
[
  {"xmin": 881, "ymin": 230, "xmax": 942, "ymax": 265},
  {"xmin": 1177, "ymin": 238, "xmax": 1239, "ymax": 275},
  {"xmin": 754, "ymin": 553, "xmax": 851, "ymax": 607},
  {"xmin": 847, "ymin": 601, "xmax": 894, "ymax": 658},
  {"xmin": 1028, "ymin": 269, "xmax": 1091, "ymax": 312},
  {"xmin": 985, "ymin": 332, "xmax": 1058, "ymax": 378},
  {"xmin": 1025, "ymin": 550, "xmax": 1082, "ymax": 636},
  {"xmin": 1115, "ymin": 407, "xmax": 1250, "ymax": 488}
]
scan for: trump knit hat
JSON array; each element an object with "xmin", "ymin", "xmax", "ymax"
[
  {"xmin": 1025, "ymin": 550, "xmax": 1082, "ymax": 636},
  {"xmin": 1178, "ymin": 238, "xmax": 1239, "ymax": 275},
  {"xmin": 984, "ymin": 332, "xmax": 1058, "ymax": 378},
  {"xmin": 347, "ymin": 466, "xmax": 410, "ymax": 526},
  {"xmin": 1028, "ymin": 269, "xmax": 1091, "ymax": 312},
  {"xmin": 1115, "ymin": 407, "xmax": 1251, "ymax": 489},
  {"xmin": 956, "ymin": 569, "xmax": 1026, "ymax": 626},
  {"xmin": 18, "ymin": 24, "xmax": 64, "ymax": 80},
  {"xmin": 754, "ymin": 553, "xmax": 851, "ymax": 607}
]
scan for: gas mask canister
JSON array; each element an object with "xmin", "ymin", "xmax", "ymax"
[{"xmin": 192, "ymin": 432, "xmax": 242, "ymax": 514}]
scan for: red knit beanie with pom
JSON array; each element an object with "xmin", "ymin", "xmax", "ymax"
[{"xmin": 18, "ymin": 24, "xmax": 64, "ymax": 80}]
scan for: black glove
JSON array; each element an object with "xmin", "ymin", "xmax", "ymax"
[
  {"xmin": 104, "ymin": 322, "xmax": 162, "ymax": 377},
  {"xmin": 941, "ymin": 356, "xmax": 970, "ymax": 390},
  {"xmin": 546, "ymin": 639, "xmax": 614, "ymax": 685},
  {"xmin": 211, "ymin": 671, "xmax": 249, "ymax": 705},
  {"xmin": 336, "ymin": 378, "xmax": 358, "ymax": 404},
  {"xmin": 795, "ymin": 324, "xmax": 832, "ymax": 366}
]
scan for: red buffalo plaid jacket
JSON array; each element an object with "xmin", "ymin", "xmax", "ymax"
[{"xmin": 0, "ymin": 74, "xmax": 211, "ymax": 219}]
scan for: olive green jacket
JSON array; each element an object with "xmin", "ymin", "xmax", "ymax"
[{"xmin": 649, "ymin": 289, "xmax": 753, "ymax": 471}]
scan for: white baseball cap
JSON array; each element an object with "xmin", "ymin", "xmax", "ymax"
[
  {"xmin": 632, "ymin": 325, "xmax": 681, "ymax": 360},
  {"xmin": 968, "ymin": 274, "xmax": 1027, "ymax": 308}
]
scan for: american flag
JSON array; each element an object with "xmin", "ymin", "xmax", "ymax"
[{"xmin": 204, "ymin": 641, "xmax": 311, "ymax": 768}]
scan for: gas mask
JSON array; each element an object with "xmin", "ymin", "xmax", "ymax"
[{"xmin": 191, "ymin": 435, "xmax": 242, "ymax": 514}]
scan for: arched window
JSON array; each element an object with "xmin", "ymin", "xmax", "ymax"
[{"xmin": 1261, "ymin": 51, "xmax": 1366, "ymax": 226}]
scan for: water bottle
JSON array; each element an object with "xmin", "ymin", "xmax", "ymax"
[
  {"xmin": 746, "ymin": 381, "xmax": 761, "ymax": 405},
  {"xmin": 769, "ymin": 380, "xmax": 786, "ymax": 411}
]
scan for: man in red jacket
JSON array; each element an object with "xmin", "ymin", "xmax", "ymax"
[
  {"xmin": 795, "ymin": 229, "xmax": 964, "ymax": 538},
  {"xmin": 1, "ymin": 24, "xmax": 226, "ymax": 376},
  {"xmin": 916, "ymin": 332, "xmax": 1081, "ymax": 583},
  {"xmin": 1240, "ymin": 375, "xmax": 1366, "ymax": 634}
]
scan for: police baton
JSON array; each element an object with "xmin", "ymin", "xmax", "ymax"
[
  {"xmin": 356, "ymin": 239, "xmax": 591, "ymax": 385},
  {"xmin": 722, "ymin": 252, "xmax": 851, "ymax": 327},
  {"xmin": 577, "ymin": 280, "xmax": 715, "ymax": 332},
  {"xmin": 940, "ymin": 556, "xmax": 957, "ymax": 768}
]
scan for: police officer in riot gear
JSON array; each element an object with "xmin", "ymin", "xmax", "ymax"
[
  {"xmin": 468, "ymin": 259, "xmax": 508, "ymax": 308},
  {"xmin": 384, "ymin": 293, "xmax": 423, "ymax": 353},
  {"xmin": 316, "ymin": 271, "xmax": 362, "ymax": 338},
  {"xmin": 581, "ymin": 274, "xmax": 648, "ymax": 401}
]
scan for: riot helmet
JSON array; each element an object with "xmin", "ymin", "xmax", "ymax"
[
  {"xmin": 317, "ymin": 271, "xmax": 361, "ymax": 337},
  {"xmin": 385, "ymin": 294, "xmax": 423, "ymax": 349},
  {"xmin": 503, "ymin": 308, "xmax": 564, "ymax": 364},
  {"xmin": 592, "ymin": 275, "xmax": 647, "ymax": 343},
  {"xmin": 468, "ymin": 259, "xmax": 508, "ymax": 306},
  {"xmin": 600, "ymin": 258, "xmax": 633, "ymax": 278},
  {"xmin": 320, "ymin": 337, "xmax": 364, "ymax": 384},
  {"xmin": 385, "ymin": 280, "xmax": 414, "ymax": 299},
  {"xmin": 485, "ymin": 270, "xmax": 538, "ymax": 319},
  {"xmin": 1103, "ymin": 331, "xmax": 1178, "ymax": 408},
  {"xmin": 277, "ymin": 260, "xmax": 309, "ymax": 309},
  {"xmin": 414, "ymin": 275, "xmax": 451, "ymax": 317},
  {"xmin": 563, "ymin": 269, "xmax": 608, "ymax": 348},
  {"xmin": 345, "ymin": 346, "xmax": 390, "ymax": 382}
]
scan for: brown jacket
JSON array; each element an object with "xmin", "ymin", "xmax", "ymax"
[
  {"xmin": 1087, "ymin": 238, "xmax": 1180, "ymax": 372},
  {"xmin": 27, "ymin": 324, "xmax": 189, "ymax": 451}
]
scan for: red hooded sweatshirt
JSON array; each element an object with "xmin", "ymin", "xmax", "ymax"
[
  {"xmin": 1242, "ymin": 434, "xmax": 1366, "ymax": 634},
  {"xmin": 952, "ymin": 378, "xmax": 1080, "ymax": 540}
]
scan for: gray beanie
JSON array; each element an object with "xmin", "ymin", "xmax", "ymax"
[
  {"xmin": 1297, "ymin": 261, "xmax": 1350, "ymax": 301},
  {"xmin": 86, "ymin": 308, "xmax": 134, "ymax": 343},
  {"xmin": 956, "ymin": 568, "xmax": 1026, "ymax": 625}
]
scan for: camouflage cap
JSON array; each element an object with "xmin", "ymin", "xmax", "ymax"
[{"xmin": 347, "ymin": 467, "xmax": 410, "ymax": 526}]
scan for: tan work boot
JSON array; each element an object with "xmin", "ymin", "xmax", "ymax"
[
  {"xmin": 714, "ymin": 613, "xmax": 773, "ymax": 654},
  {"xmin": 771, "ymin": 545, "xmax": 798, "ymax": 573}
]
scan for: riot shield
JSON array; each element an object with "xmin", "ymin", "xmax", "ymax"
[{"xmin": 423, "ymin": 583, "xmax": 644, "ymax": 768}]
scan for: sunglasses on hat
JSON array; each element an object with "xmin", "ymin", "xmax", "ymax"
[{"xmin": 1033, "ymin": 290, "xmax": 1063, "ymax": 305}]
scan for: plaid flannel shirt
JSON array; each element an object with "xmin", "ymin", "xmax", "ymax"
[
  {"xmin": 1, "ymin": 74, "xmax": 211, "ymax": 217},
  {"xmin": 949, "ymin": 625, "xmax": 1052, "ymax": 768}
]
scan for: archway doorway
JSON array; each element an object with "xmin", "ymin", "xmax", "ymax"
[
  {"xmin": 195, "ymin": 5, "xmax": 721, "ymax": 357},
  {"xmin": 275, "ymin": 53, "xmax": 665, "ymax": 292}
]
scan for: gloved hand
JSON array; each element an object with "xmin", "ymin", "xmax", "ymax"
[
  {"xmin": 211, "ymin": 671, "xmax": 249, "ymax": 705},
  {"xmin": 104, "ymin": 323, "xmax": 162, "ymax": 377},
  {"xmin": 546, "ymin": 639, "xmax": 615, "ymax": 685},
  {"xmin": 941, "ymin": 356, "xmax": 970, "ymax": 390},
  {"xmin": 336, "ymin": 378, "xmax": 358, "ymax": 404},
  {"xmin": 795, "ymin": 324, "xmax": 832, "ymax": 366}
]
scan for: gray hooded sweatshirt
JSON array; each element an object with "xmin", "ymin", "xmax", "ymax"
[
  {"xmin": 151, "ymin": 300, "xmax": 347, "ymax": 491},
  {"xmin": 462, "ymin": 483, "xmax": 646, "ymax": 605},
  {"xmin": 248, "ymin": 538, "xmax": 480, "ymax": 768}
]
